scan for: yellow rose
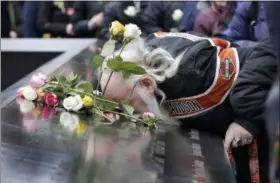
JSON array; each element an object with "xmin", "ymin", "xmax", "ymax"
[
  {"xmin": 109, "ymin": 21, "xmax": 125, "ymax": 37},
  {"xmin": 76, "ymin": 121, "xmax": 87, "ymax": 136},
  {"xmin": 82, "ymin": 95, "xmax": 94, "ymax": 108},
  {"xmin": 36, "ymin": 88, "xmax": 45, "ymax": 101}
]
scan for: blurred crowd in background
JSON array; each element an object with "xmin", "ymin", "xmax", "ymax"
[{"xmin": 1, "ymin": 1, "xmax": 267, "ymax": 47}]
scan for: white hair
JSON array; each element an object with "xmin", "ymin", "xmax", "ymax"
[{"xmin": 119, "ymin": 37, "xmax": 185, "ymax": 83}]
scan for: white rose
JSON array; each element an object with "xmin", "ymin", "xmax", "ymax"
[
  {"xmin": 22, "ymin": 86, "xmax": 37, "ymax": 100},
  {"xmin": 20, "ymin": 99, "xmax": 35, "ymax": 114},
  {"xmin": 63, "ymin": 95, "xmax": 83, "ymax": 111},
  {"xmin": 172, "ymin": 9, "xmax": 184, "ymax": 22},
  {"xmin": 72, "ymin": 95, "xmax": 83, "ymax": 111},
  {"xmin": 59, "ymin": 112, "xmax": 79, "ymax": 131},
  {"xmin": 124, "ymin": 6, "xmax": 137, "ymax": 17},
  {"xmin": 124, "ymin": 23, "xmax": 142, "ymax": 39}
]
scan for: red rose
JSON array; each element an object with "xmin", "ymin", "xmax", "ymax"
[
  {"xmin": 44, "ymin": 92, "xmax": 58, "ymax": 107},
  {"xmin": 41, "ymin": 106, "xmax": 56, "ymax": 120}
]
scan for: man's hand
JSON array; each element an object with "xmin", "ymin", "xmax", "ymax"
[
  {"xmin": 88, "ymin": 12, "xmax": 104, "ymax": 29},
  {"xmin": 224, "ymin": 122, "xmax": 253, "ymax": 150},
  {"xmin": 66, "ymin": 23, "xmax": 74, "ymax": 35}
]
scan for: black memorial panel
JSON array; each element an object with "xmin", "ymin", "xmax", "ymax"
[{"xmin": 1, "ymin": 52, "xmax": 62, "ymax": 91}]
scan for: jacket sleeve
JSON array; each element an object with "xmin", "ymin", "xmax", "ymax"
[
  {"xmin": 37, "ymin": 2, "xmax": 67, "ymax": 34},
  {"xmin": 179, "ymin": 2, "xmax": 199, "ymax": 32},
  {"xmin": 194, "ymin": 11, "xmax": 211, "ymax": 36},
  {"xmin": 230, "ymin": 42, "xmax": 278, "ymax": 137},
  {"xmin": 72, "ymin": 2, "xmax": 93, "ymax": 33},
  {"xmin": 99, "ymin": 2, "xmax": 118, "ymax": 40},
  {"xmin": 141, "ymin": 2, "xmax": 164, "ymax": 36},
  {"xmin": 218, "ymin": 2, "xmax": 251, "ymax": 42}
]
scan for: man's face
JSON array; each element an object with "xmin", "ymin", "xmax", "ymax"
[{"xmin": 100, "ymin": 72, "xmax": 153, "ymax": 113}]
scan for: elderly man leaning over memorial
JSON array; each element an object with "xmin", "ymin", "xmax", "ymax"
[{"xmin": 99, "ymin": 31, "xmax": 277, "ymax": 183}]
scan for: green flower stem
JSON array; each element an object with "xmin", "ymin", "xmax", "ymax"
[
  {"xmin": 102, "ymin": 71, "xmax": 113, "ymax": 96},
  {"xmin": 94, "ymin": 67, "xmax": 103, "ymax": 103},
  {"xmin": 95, "ymin": 107, "xmax": 143, "ymax": 123},
  {"xmin": 102, "ymin": 38, "xmax": 127, "ymax": 96}
]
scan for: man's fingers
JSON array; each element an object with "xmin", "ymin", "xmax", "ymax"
[{"xmin": 224, "ymin": 131, "xmax": 235, "ymax": 150}]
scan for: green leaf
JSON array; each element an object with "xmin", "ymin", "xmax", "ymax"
[
  {"xmin": 100, "ymin": 40, "xmax": 116, "ymax": 57},
  {"xmin": 119, "ymin": 61, "xmax": 138, "ymax": 69},
  {"xmin": 95, "ymin": 96, "xmax": 118, "ymax": 111},
  {"xmin": 122, "ymin": 104, "xmax": 134, "ymax": 115},
  {"xmin": 58, "ymin": 75, "xmax": 67, "ymax": 83},
  {"xmin": 75, "ymin": 81, "xmax": 93, "ymax": 94},
  {"xmin": 122, "ymin": 70, "xmax": 131, "ymax": 78},
  {"xmin": 41, "ymin": 83, "xmax": 57, "ymax": 90},
  {"xmin": 127, "ymin": 65, "xmax": 146, "ymax": 75},
  {"xmin": 107, "ymin": 58, "xmax": 122, "ymax": 71},
  {"xmin": 68, "ymin": 72, "xmax": 75, "ymax": 81},
  {"xmin": 92, "ymin": 55, "xmax": 104, "ymax": 69},
  {"xmin": 71, "ymin": 74, "xmax": 81, "ymax": 86}
]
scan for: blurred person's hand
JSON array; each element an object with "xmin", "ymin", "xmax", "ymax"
[
  {"xmin": 66, "ymin": 23, "xmax": 74, "ymax": 35},
  {"xmin": 9, "ymin": 30, "xmax": 17, "ymax": 38},
  {"xmin": 224, "ymin": 122, "xmax": 253, "ymax": 150},
  {"xmin": 88, "ymin": 12, "xmax": 104, "ymax": 29}
]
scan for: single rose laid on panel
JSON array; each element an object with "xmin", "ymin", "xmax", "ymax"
[
  {"xmin": 22, "ymin": 86, "xmax": 38, "ymax": 101},
  {"xmin": 63, "ymin": 95, "xmax": 83, "ymax": 111},
  {"xmin": 124, "ymin": 23, "xmax": 142, "ymax": 39},
  {"xmin": 124, "ymin": 6, "xmax": 137, "ymax": 17},
  {"xmin": 41, "ymin": 106, "xmax": 56, "ymax": 120},
  {"xmin": 44, "ymin": 92, "xmax": 58, "ymax": 107}
]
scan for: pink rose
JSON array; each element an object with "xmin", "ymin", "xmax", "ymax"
[
  {"xmin": 37, "ymin": 72, "xmax": 48, "ymax": 81},
  {"xmin": 41, "ymin": 106, "xmax": 56, "ymax": 120},
  {"xmin": 16, "ymin": 96, "xmax": 24, "ymax": 104},
  {"xmin": 17, "ymin": 87, "xmax": 26, "ymax": 97},
  {"xmin": 44, "ymin": 92, "xmax": 58, "ymax": 106},
  {"xmin": 30, "ymin": 73, "xmax": 47, "ymax": 89}
]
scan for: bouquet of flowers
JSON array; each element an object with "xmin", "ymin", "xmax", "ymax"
[{"xmin": 16, "ymin": 21, "xmax": 159, "ymax": 130}]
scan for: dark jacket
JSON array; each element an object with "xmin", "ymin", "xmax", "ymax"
[
  {"xmin": 194, "ymin": 2, "xmax": 236, "ymax": 36},
  {"xmin": 141, "ymin": 1, "xmax": 185, "ymax": 36},
  {"xmin": 217, "ymin": 1, "xmax": 268, "ymax": 47},
  {"xmin": 99, "ymin": 1, "xmax": 149, "ymax": 40},
  {"xmin": 37, "ymin": 1, "xmax": 74, "ymax": 37},
  {"xmin": 71, "ymin": 1, "xmax": 106, "ymax": 38},
  {"xmin": 22, "ymin": 1, "xmax": 42, "ymax": 38},
  {"xmin": 144, "ymin": 32, "xmax": 277, "ymax": 137}
]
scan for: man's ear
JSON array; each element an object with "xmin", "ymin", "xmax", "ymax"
[{"xmin": 139, "ymin": 75, "xmax": 157, "ymax": 95}]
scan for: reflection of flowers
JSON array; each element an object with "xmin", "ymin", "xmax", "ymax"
[
  {"xmin": 41, "ymin": 106, "xmax": 56, "ymax": 120},
  {"xmin": 76, "ymin": 121, "xmax": 87, "ymax": 136},
  {"xmin": 44, "ymin": 92, "xmax": 58, "ymax": 107},
  {"xmin": 20, "ymin": 99, "xmax": 35, "ymax": 114},
  {"xmin": 59, "ymin": 112, "xmax": 80, "ymax": 131},
  {"xmin": 22, "ymin": 115, "xmax": 38, "ymax": 133}
]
